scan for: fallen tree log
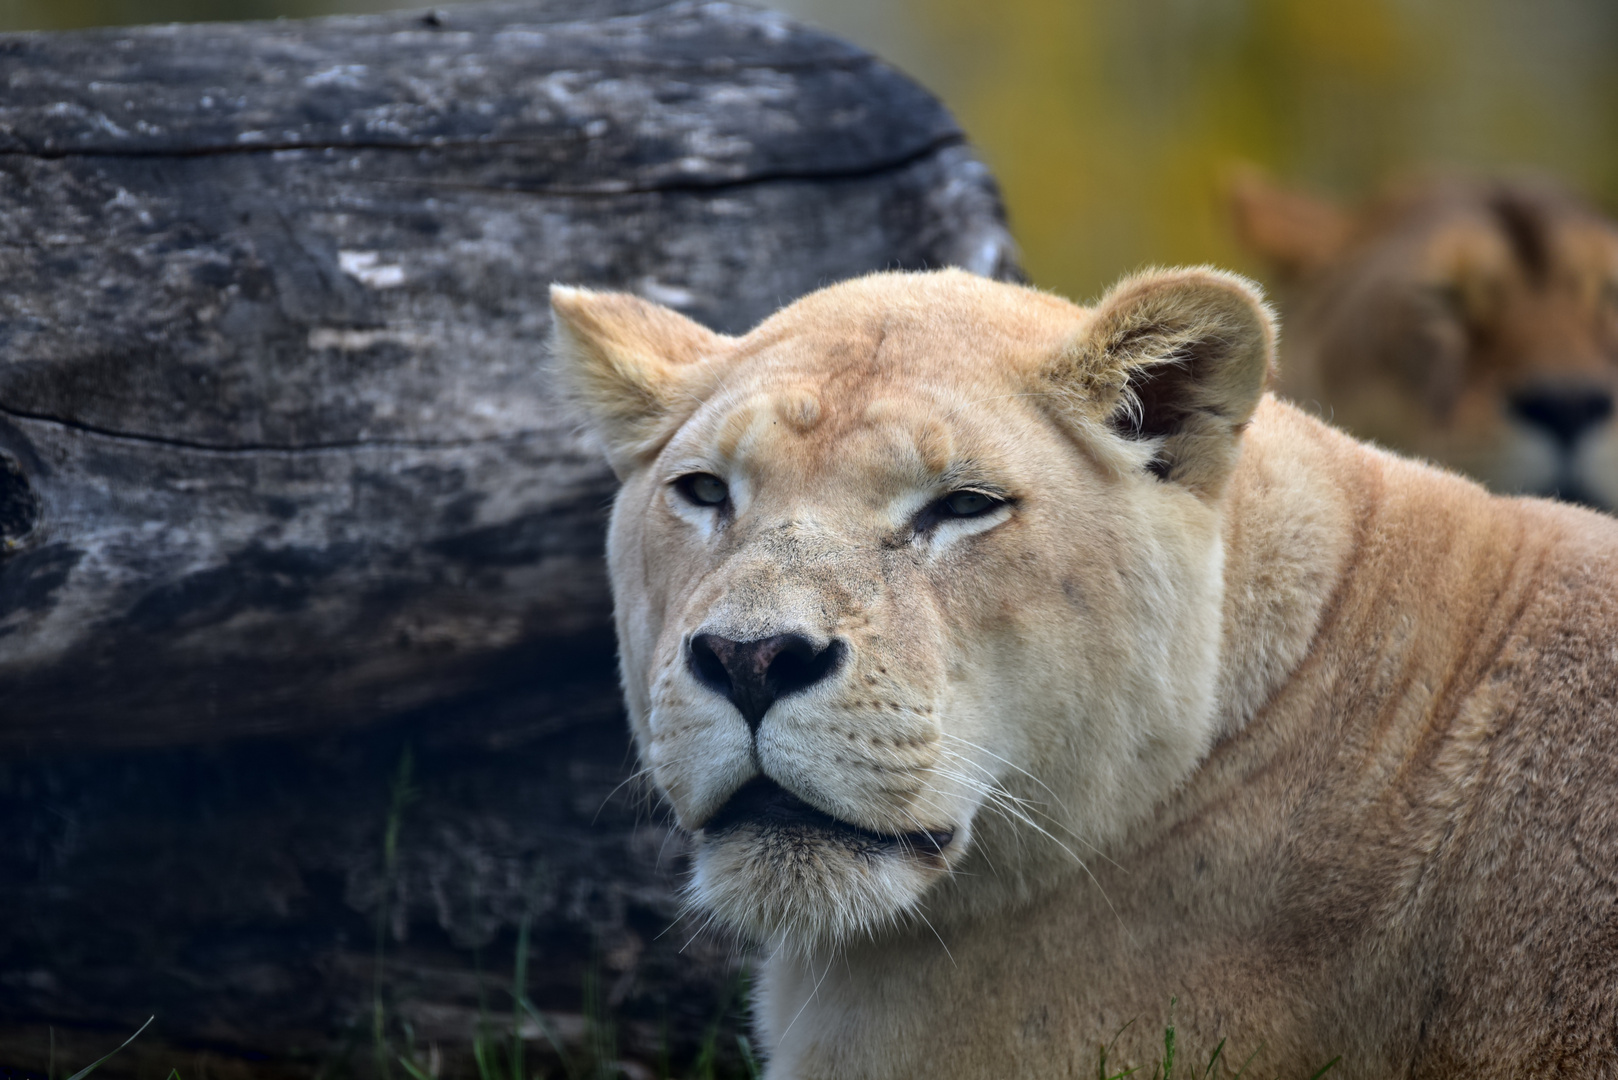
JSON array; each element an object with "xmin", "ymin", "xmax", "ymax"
[
  {"xmin": 0, "ymin": 0, "xmax": 1016, "ymax": 748},
  {"xmin": 0, "ymin": 1, "xmax": 1019, "ymax": 1074}
]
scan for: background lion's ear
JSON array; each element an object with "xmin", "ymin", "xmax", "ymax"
[
  {"xmin": 1048, "ymin": 268, "xmax": 1276, "ymax": 498},
  {"xmin": 1227, "ymin": 168, "xmax": 1352, "ymax": 278},
  {"xmin": 550, "ymin": 286, "xmax": 731, "ymax": 478}
]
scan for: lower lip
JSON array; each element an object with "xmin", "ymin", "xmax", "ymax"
[{"xmin": 704, "ymin": 778, "xmax": 954, "ymax": 856}]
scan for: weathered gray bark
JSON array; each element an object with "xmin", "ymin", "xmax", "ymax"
[
  {"xmin": 0, "ymin": 1, "xmax": 1019, "ymax": 1073},
  {"xmin": 0, "ymin": 0, "xmax": 1017, "ymax": 748}
]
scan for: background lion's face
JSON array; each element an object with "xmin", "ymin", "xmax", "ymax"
[
  {"xmin": 1236, "ymin": 176, "xmax": 1618, "ymax": 509},
  {"xmin": 554, "ymin": 270, "xmax": 1274, "ymax": 948}
]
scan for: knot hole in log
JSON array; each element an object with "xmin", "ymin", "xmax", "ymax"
[{"xmin": 0, "ymin": 454, "xmax": 40, "ymax": 551}]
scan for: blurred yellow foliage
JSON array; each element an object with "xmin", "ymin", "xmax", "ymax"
[
  {"xmin": 4, "ymin": 0, "xmax": 1616, "ymax": 303},
  {"xmin": 883, "ymin": 0, "xmax": 1618, "ymax": 300}
]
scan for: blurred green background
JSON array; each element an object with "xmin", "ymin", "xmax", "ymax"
[{"xmin": 5, "ymin": 0, "xmax": 1616, "ymax": 303}]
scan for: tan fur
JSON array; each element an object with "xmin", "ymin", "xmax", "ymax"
[
  {"xmin": 1232, "ymin": 172, "xmax": 1618, "ymax": 509},
  {"xmin": 552, "ymin": 269, "xmax": 1618, "ymax": 1078}
]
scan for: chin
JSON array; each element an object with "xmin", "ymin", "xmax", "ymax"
[{"xmin": 687, "ymin": 777, "xmax": 960, "ymax": 949}]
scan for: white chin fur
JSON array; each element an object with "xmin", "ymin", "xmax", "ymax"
[{"xmin": 688, "ymin": 826, "xmax": 946, "ymax": 949}]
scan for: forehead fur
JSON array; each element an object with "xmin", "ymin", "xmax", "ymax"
[
  {"xmin": 559, "ymin": 267, "xmax": 1273, "ymax": 500},
  {"xmin": 659, "ymin": 271, "xmax": 1091, "ymax": 486},
  {"xmin": 1233, "ymin": 170, "xmax": 1618, "ymax": 287},
  {"xmin": 1360, "ymin": 177, "xmax": 1618, "ymax": 282},
  {"xmin": 728, "ymin": 269, "xmax": 1086, "ymax": 392}
]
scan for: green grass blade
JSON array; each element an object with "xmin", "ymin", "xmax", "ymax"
[
  {"xmin": 518, "ymin": 996, "xmax": 582, "ymax": 1080},
  {"xmin": 64, "ymin": 1016, "xmax": 153, "ymax": 1080},
  {"xmin": 736, "ymin": 1035, "xmax": 762, "ymax": 1080},
  {"xmin": 1303, "ymin": 1056, "xmax": 1341, "ymax": 1080},
  {"xmin": 688, "ymin": 973, "xmax": 747, "ymax": 1080},
  {"xmin": 1201, "ymin": 1038, "xmax": 1226, "ymax": 1079},
  {"xmin": 512, "ymin": 910, "xmax": 530, "ymax": 1080},
  {"xmin": 1098, "ymin": 1017, "xmax": 1140, "ymax": 1080},
  {"xmin": 397, "ymin": 1055, "xmax": 435, "ymax": 1080}
]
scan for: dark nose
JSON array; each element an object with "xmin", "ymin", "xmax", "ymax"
[
  {"xmin": 687, "ymin": 633, "xmax": 844, "ymax": 729},
  {"xmin": 1510, "ymin": 383, "xmax": 1614, "ymax": 448}
]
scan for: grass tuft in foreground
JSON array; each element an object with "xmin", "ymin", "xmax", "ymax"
[
  {"xmin": 1095, "ymin": 1001, "xmax": 1340, "ymax": 1080},
  {"xmin": 387, "ymin": 902, "xmax": 757, "ymax": 1080}
]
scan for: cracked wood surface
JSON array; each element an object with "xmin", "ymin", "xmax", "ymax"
[
  {"xmin": 0, "ymin": 0, "xmax": 955, "ymax": 183},
  {"xmin": 0, "ymin": 1, "xmax": 1018, "ymax": 1073},
  {"xmin": 0, "ymin": 0, "xmax": 1017, "ymax": 749}
]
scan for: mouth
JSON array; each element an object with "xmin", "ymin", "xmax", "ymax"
[{"xmin": 702, "ymin": 776, "xmax": 954, "ymax": 858}]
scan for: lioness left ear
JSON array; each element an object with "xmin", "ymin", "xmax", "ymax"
[
  {"xmin": 550, "ymin": 285, "xmax": 733, "ymax": 478},
  {"xmin": 1047, "ymin": 268, "xmax": 1276, "ymax": 498}
]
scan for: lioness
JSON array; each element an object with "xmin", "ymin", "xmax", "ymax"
[
  {"xmin": 551, "ymin": 267, "xmax": 1618, "ymax": 1078},
  {"xmin": 1230, "ymin": 173, "xmax": 1618, "ymax": 510}
]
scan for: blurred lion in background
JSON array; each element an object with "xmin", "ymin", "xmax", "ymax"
[{"xmin": 1231, "ymin": 171, "xmax": 1618, "ymax": 509}]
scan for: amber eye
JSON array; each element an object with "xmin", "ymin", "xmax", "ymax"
[
  {"xmin": 675, "ymin": 472, "xmax": 729, "ymax": 507},
  {"xmin": 942, "ymin": 490, "xmax": 998, "ymax": 517}
]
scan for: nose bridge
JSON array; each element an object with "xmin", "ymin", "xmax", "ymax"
[
  {"xmin": 756, "ymin": 516, "xmax": 848, "ymax": 574},
  {"xmin": 1505, "ymin": 289, "xmax": 1609, "ymax": 376},
  {"xmin": 696, "ymin": 519, "xmax": 863, "ymax": 643}
]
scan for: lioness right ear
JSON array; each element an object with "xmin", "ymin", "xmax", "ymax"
[
  {"xmin": 1046, "ymin": 268, "xmax": 1276, "ymax": 499},
  {"xmin": 1227, "ymin": 168, "xmax": 1352, "ymax": 278},
  {"xmin": 550, "ymin": 285, "xmax": 732, "ymax": 478}
]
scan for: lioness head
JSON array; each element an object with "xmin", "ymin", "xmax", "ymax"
[
  {"xmin": 552, "ymin": 269, "xmax": 1273, "ymax": 947},
  {"xmin": 1232, "ymin": 172, "xmax": 1618, "ymax": 508}
]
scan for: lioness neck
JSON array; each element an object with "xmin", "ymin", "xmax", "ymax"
[
  {"xmin": 1213, "ymin": 393, "xmax": 1542, "ymax": 753},
  {"xmin": 1212, "ymin": 394, "xmax": 1365, "ymax": 739}
]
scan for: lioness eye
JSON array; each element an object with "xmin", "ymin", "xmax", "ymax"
[
  {"xmin": 942, "ymin": 490, "xmax": 997, "ymax": 517},
  {"xmin": 676, "ymin": 472, "xmax": 729, "ymax": 507},
  {"xmin": 1422, "ymin": 283, "xmax": 1467, "ymax": 317},
  {"xmin": 912, "ymin": 489, "xmax": 1007, "ymax": 535}
]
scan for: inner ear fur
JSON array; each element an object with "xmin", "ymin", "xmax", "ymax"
[
  {"xmin": 549, "ymin": 285, "xmax": 732, "ymax": 477},
  {"xmin": 1046, "ymin": 268, "xmax": 1277, "ymax": 498}
]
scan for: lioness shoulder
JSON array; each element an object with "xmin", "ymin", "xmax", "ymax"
[{"xmin": 554, "ymin": 266, "xmax": 1618, "ymax": 1078}]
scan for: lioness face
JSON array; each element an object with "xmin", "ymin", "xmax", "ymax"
[
  {"xmin": 552, "ymin": 269, "xmax": 1273, "ymax": 947},
  {"xmin": 1233, "ymin": 174, "xmax": 1618, "ymax": 508}
]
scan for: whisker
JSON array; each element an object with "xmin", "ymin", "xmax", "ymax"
[
  {"xmin": 921, "ymin": 762, "xmax": 1126, "ymax": 929},
  {"xmin": 908, "ymin": 905, "xmax": 956, "ymax": 968},
  {"xmin": 938, "ymin": 732, "xmax": 1070, "ymax": 810},
  {"xmin": 592, "ymin": 763, "xmax": 659, "ymax": 824},
  {"xmin": 678, "ymin": 905, "xmax": 725, "ymax": 953},
  {"xmin": 777, "ymin": 949, "xmax": 837, "ymax": 1046},
  {"xmin": 935, "ymin": 746, "xmax": 1122, "ymax": 867}
]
